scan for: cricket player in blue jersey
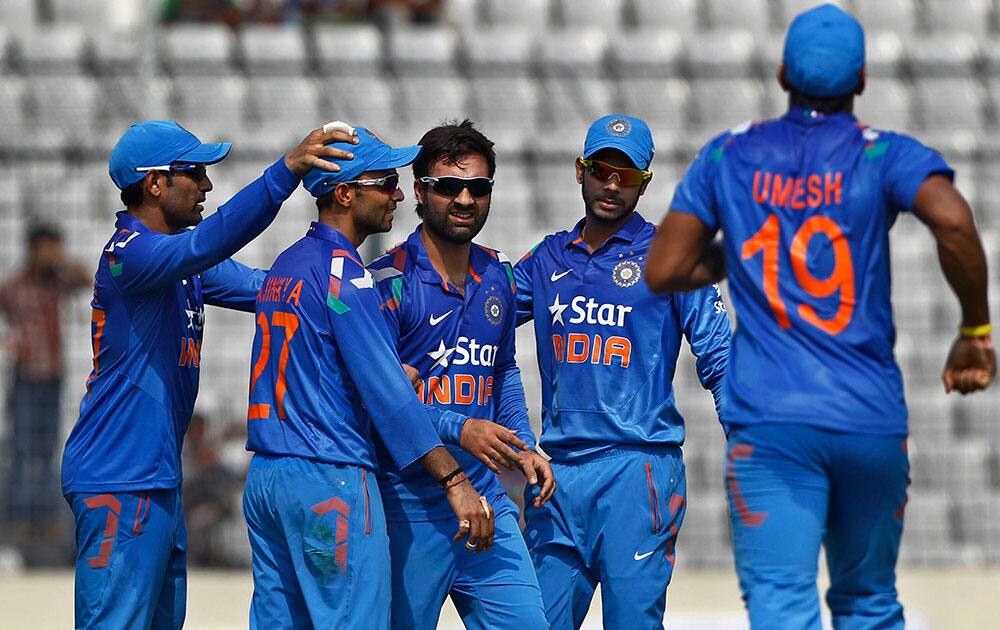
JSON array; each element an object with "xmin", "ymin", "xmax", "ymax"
[
  {"xmin": 645, "ymin": 5, "xmax": 996, "ymax": 628},
  {"xmin": 368, "ymin": 120, "xmax": 554, "ymax": 629},
  {"xmin": 514, "ymin": 115, "xmax": 731, "ymax": 628},
  {"xmin": 242, "ymin": 126, "xmax": 496, "ymax": 629},
  {"xmin": 61, "ymin": 119, "xmax": 359, "ymax": 629}
]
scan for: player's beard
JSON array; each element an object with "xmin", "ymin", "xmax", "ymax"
[
  {"xmin": 421, "ymin": 200, "xmax": 490, "ymax": 244},
  {"xmin": 583, "ymin": 187, "xmax": 640, "ymax": 225}
]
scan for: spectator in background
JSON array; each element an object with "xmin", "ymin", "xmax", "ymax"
[{"xmin": 0, "ymin": 225, "xmax": 90, "ymax": 551}]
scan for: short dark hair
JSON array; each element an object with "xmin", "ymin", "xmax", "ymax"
[
  {"xmin": 412, "ymin": 119, "xmax": 495, "ymax": 218},
  {"xmin": 27, "ymin": 224, "xmax": 61, "ymax": 246},
  {"xmin": 120, "ymin": 180, "xmax": 145, "ymax": 208},
  {"xmin": 788, "ymin": 89, "xmax": 855, "ymax": 115}
]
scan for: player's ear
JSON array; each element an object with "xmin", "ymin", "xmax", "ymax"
[
  {"xmin": 413, "ymin": 179, "xmax": 424, "ymax": 205},
  {"xmin": 575, "ymin": 158, "xmax": 585, "ymax": 184},
  {"xmin": 854, "ymin": 68, "xmax": 866, "ymax": 96},
  {"xmin": 145, "ymin": 171, "xmax": 163, "ymax": 200},
  {"xmin": 333, "ymin": 182, "xmax": 354, "ymax": 207},
  {"xmin": 777, "ymin": 65, "xmax": 790, "ymax": 93}
]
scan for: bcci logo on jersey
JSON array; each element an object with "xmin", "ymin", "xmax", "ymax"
[
  {"xmin": 484, "ymin": 295, "xmax": 503, "ymax": 326},
  {"xmin": 612, "ymin": 260, "xmax": 642, "ymax": 288}
]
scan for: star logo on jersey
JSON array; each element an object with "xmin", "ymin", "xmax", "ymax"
[
  {"xmin": 548, "ymin": 294, "xmax": 568, "ymax": 325},
  {"xmin": 484, "ymin": 295, "xmax": 503, "ymax": 326},
  {"xmin": 185, "ymin": 307, "xmax": 204, "ymax": 332},
  {"xmin": 612, "ymin": 260, "xmax": 642, "ymax": 288},
  {"xmin": 427, "ymin": 339, "xmax": 456, "ymax": 369}
]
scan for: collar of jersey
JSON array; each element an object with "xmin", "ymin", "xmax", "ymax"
[
  {"xmin": 566, "ymin": 211, "xmax": 646, "ymax": 251},
  {"xmin": 305, "ymin": 221, "xmax": 360, "ymax": 256},
  {"xmin": 783, "ymin": 106, "xmax": 857, "ymax": 126},
  {"xmin": 406, "ymin": 225, "xmax": 493, "ymax": 294}
]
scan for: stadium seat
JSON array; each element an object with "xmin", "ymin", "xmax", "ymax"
[
  {"xmin": 26, "ymin": 76, "xmax": 104, "ymax": 152},
  {"xmin": 389, "ymin": 26, "xmax": 459, "ymax": 76},
  {"xmin": 443, "ymin": 0, "xmax": 480, "ymax": 34},
  {"xmin": 245, "ymin": 77, "xmax": 321, "ymax": 154},
  {"xmin": 854, "ymin": 0, "xmax": 917, "ymax": 36},
  {"xmin": 538, "ymin": 27, "xmax": 609, "ymax": 78},
  {"xmin": 536, "ymin": 78, "xmax": 616, "ymax": 142},
  {"xmin": 90, "ymin": 29, "xmax": 142, "ymax": 76},
  {"xmin": 704, "ymin": 0, "xmax": 771, "ymax": 36},
  {"xmin": 105, "ymin": 77, "xmax": 172, "ymax": 135},
  {"xmin": 619, "ymin": 78, "xmax": 690, "ymax": 132},
  {"xmin": 776, "ymin": 0, "xmax": 851, "ymax": 28},
  {"xmin": 162, "ymin": 24, "xmax": 235, "ymax": 75},
  {"xmin": 396, "ymin": 77, "xmax": 469, "ymax": 136},
  {"xmin": 0, "ymin": 77, "xmax": 29, "ymax": 153},
  {"xmin": 975, "ymin": 159, "xmax": 1000, "ymax": 229},
  {"xmin": 171, "ymin": 76, "xmax": 248, "ymax": 141},
  {"xmin": 690, "ymin": 79, "xmax": 766, "ymax": 133},
  {"xmin": 475, "ymin": 166, "xmax": 533, "ymax": 254},
  {"xmin": 323, "ymin": 77, "xmax": 398, "ymax": 138},
  {"xmin": 0, "ymin": 27, "xmax": 12, "ymax": 74},
  {"xmin": 240, "ymin": 25, "xmax": 308, "ymax": 76},
  {"xmin": 899, "ymin": 490, "xmax": 955, "ymax": 566},
  {"xmin": 687, "ymin": 28, "xmax": 756, "ymax": 78},
  {"xmin": 855, "ymin": 79, "xmax": 912, "ymax": 131},
  {"xmin": 983, "ymin": 40, "xmax": 1000, "ymax": 77},
  {"xmin": 949, "ymin": 394, "xmax": 997, "ymax": 441},
  {"xmin": 921, "ymin": 0, "xmax": 992, "ymax": 39},
  {"xmin": 907, "ymin": 32, "xmax": 980, "ymax": 78},
  {"xmin": 534, "ymin": 162, "xmax": 585, "ymax": 229},
  {"xmin": 631, "ymin": 0, "xmax": 699, "ymax": 34},
  {"xmin": 913, "ymin": 79, "xmax": 985, "ymax": 132},
  {"xmin": 52, "ymin": 0, "xmax": 126, "ymax": 31},
  {"xmin": 17, "ymin": 25, "xmax": 88, "ymax": 75},
  {"xmin": 609, "ymin": 28, "xmax": 684, "ymax": 79},
  {"xmin": 865, "ymin": 30, "xmax": 905, "ymax": 78},
  {"xmin": 313, "ymin": 24, "xmax": 383, "ymax": 77},
  {"xmin": 486, "ymin": 0, "xmax": 552, "ymax": 32},
  {"xmin": 463, "ymin": 27, "xmax": 536, "ymax": 77},
  {"xmin": 675, "ymin": 492, "xmax": 730, "ymax": 569},
  {"xmin": 556, "ymin": 0, "xmax": 626, "ymax": 31},
  {"xmin": 0, "ymin": 0, "xmax": 37, "ymax": 32},
  {"xmin": 469, "ymin": 78, "xmax": 541, "ymax": 154}
]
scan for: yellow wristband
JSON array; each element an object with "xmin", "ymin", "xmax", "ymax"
[{"xmin": 960, "ymin": 323, "xmax": 992, "ymax": 338}]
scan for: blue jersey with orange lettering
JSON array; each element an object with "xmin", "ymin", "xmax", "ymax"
[
  {"xmin": 245, "ymin": 222, "xmax": 446, "ymax": 472},
  {"xmin": 670, "ymin": 107, "xmax": 953, "ymax": 436},
  {"xmin": 62, "ymin": 160, "xmax": 299, "ymax": 494},
  {"xmin": 368, "ymin": 227, "xmax": 535, "ymax": 521},
  {"xmin": 513, "ymin": 212, "xmax": 730, "ymax": 463}
]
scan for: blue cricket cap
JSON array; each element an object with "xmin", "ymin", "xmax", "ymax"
[
  {"xmin": 108, "ymin": 120, "xmax": 232, "ymax": 190},
  {"xmin": 302, "ymin": 127, "xmax": 421, "ymax": 197},
  {"xmin": 583, "ymin": 115, "xmax": 655, "ymax": 170},
  {"xmin": 783, "ymin": 3, "xmax": 865, "ymax": 98}
]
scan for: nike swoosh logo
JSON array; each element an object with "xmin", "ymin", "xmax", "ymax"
[
  {"xmin": 429, "ymin": 310, "xmax": 454, "ymax": 326},
  {"xmin": 633, "ymin": 550, "xmax": 655, "ymax": 561},
  {"xmin": 550, "ymin": 269, "xmax": 572, "ymax": 282}
]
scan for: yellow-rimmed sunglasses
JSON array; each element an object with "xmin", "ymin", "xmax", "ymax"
[{"xmin": 578, "ymin": 157, "xmax": 652, "ymax": 187}]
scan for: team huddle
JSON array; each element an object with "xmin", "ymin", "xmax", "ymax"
[{"xmin": 60, "ymin": 5, "xmax": 995, "ymax": 630}]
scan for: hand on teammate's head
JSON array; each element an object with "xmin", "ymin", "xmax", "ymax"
[{"xmin": 284, "ymin": 121, "xmax": 360, "ymax": 177}]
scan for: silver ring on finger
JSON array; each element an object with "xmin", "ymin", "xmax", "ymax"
[
  {"xmin": 457, "ymin": 519, "xmax": 471, "ymax": 530},
  {"xmin": 464, "ymin": 540, "xmax": 477, "ymax": 551}
]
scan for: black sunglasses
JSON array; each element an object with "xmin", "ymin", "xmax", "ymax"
[{"xmin": 419, "ymin": 176, "xmax": 494, "ymax": 198}]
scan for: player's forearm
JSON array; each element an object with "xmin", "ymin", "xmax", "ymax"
[
  {"xmin": 934, "ymin": 226, "xmax": 990, "ymax": 327},
  {"xmin": 418, "ymin": 446, "xmax": 465, "ymax": 483},
  {"xmin": 646, "ymin": 213, "xmax": 723, "ymax": 293}
]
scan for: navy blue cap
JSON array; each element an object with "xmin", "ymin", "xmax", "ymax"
[
  {"xmin": 583, "ymin": 115, "xmax": 655, "ymax": 170},
  {"xmin": 302, "ymin": 127, "xmax": 421, "ymax": 197},
  {"xmin": 108, "ymin": 120, "xmax": 231, "ymax": 190},
  {"xmin": 783, "ymin": 3, "xmax": 865, "ymax": 98}
]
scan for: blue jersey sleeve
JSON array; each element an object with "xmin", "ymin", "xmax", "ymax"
[
  {"xmin": 513, "ymin": 243, "xmax": 541, "ymax": 327},
  {"xmin": 327, "ymin": 255, "xmax": 443, "ymax": 470},
  {"xmin": 673, "ymin": 283, "xmax": 731, "ymax": 423},
  {"xmin": 882, "ymin": 133, "xmax": 954, "ymax": 212},
  {"xmin": 491, "ymin": 292, "xmax": 536, "ymax": 449},
  {"xmin": 201, "ymin": 258, "xmax": 266, "ymax": 312},
  {"xmin": 109, "ymin": 159, "xmax": 299, "ymax": 295},
  {"xmin": 669, "ymin": 136, "xmax": 727, "ymax": 231}
]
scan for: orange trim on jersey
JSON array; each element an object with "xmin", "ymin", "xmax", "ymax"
[
  {"xmin": 87, "ymin": 309, "xmax": 107, "ymax": 394},
  {"xmin": 247, "ymin": 404, "xmax": 271, "ymax": 420},
  {"xmin": 332, "ymin": 248, "xmax": 362, "ymax": 267},
  {"xmin": 467, "ymin": 264, "xmax": 482, "ymax": 285}
]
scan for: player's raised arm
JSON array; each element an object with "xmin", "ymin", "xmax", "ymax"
[
  {"xmin": 646, "ymin": 211, "xmax": 726, "ymax": 293},
  {"xmin": 911, "ymin": 174, "xmax": 995, "ymax": 393}
]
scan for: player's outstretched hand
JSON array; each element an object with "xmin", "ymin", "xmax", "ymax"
[
  {"xmin": 517, "ymin": 450, "xmax": 556, "ymax": 507},
  {"xmin": 943, "ymin": 335, "xmax": 996, "ymax": 394},
  {"xmin": 459, "ymin": 419, "xmax": 527, "ymax": 474},
  {"xmin": 445, "ymin": 478, "xmax": 495, "ymax": 553},
  {"xmin": 283, "ymin": 121, "xmax": 359, "ymax": 177}
]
